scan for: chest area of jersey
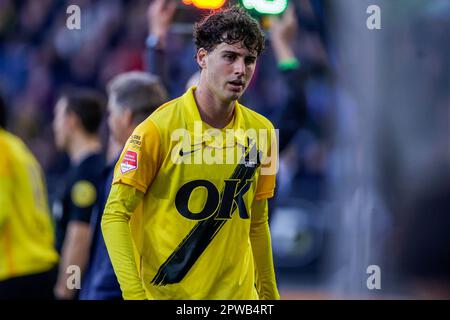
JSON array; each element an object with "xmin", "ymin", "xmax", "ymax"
[{"xmin": 153, "ymin": 137, "xmax": 263, "ymax": 221}]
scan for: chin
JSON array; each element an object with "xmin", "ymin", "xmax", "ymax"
[
  {"xmin": 217, "ymin": 86, "xmax": 242, "ymax": 103},
  {"xmin": 55, "ymin": 142, "xmax": 64, "ymax": 151},
  {"xmin": 226, "ymin": 91, "xmax": 242, "ymax": 102},
  {"xmin": 54, "ymin": 137, "xmax": 66, "ymax": 151}
]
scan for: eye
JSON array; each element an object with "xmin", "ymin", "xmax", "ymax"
[
  {"xmin": 245, "ymin": 57, "xmax": 256, "ymax": 65},
  {"xmin": 223, "ymin": 54, "xmax": 236, "ymax": 62}
]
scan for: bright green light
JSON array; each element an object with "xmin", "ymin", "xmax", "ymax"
[{"xmin": 241, "ymin": 0, "xmax": 288, "ymax": 15}]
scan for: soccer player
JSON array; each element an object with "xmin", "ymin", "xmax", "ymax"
[
  {"xmin": 102, "ymin": 7, "xmax": 280, "ymax": 300},
  {"xmin": 0, "ymin": 91, "xmax": 59, "ymax": 299},
  {"xmin": 52, "ymin": 89, "xmax": 106, "ymax": 299},
  {"xmin": 80, "ymin": 72, "xmax": 168, "ymax": 300}
]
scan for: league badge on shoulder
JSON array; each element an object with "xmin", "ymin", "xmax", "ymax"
[{"xmin": 120, "ymin": 150, "xmax": 138, "ymax": 174}]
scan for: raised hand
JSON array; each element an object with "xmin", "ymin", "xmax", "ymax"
[
  {"xmin": 269, "ymin": 5, "xmax": 298, "ymax": 63},
  {"xmin": 147, "ymin": 0, "xmax": 177, "ymax": 39}
]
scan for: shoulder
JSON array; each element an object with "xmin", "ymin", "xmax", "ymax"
[
  {"xmin": 238, "ymin": 103, "xmax": 275, "ymax": 131},
  {"xmin": 79, "ymin": 153, "xmax": 105, "ymax": 170},
  {"xmin": 69, "ymin": 157, "xmax": 103, "ymax": 208},
  {"xmin": 0, "ymin": 131, "xmax": 14, "ymax": 173},
  {"xmin": 132, "ymin": 96, "xmax": 186, "ymax": 146},
  {"xmin": 0, "ymin": 130, "xmax": 27, "ymax": 153},
  {"xmin": 143, "ymin": 96, "xmax": 184, "ymax": 130},
  {"xmin": 75, "ymin": 154, "xmax": 105, "ymax": 182},
  {"xmin": 0, "ymin": 130, "xmax": 37, "ymax": 165}
]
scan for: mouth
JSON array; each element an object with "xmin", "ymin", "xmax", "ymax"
[{"xmin": 228, "ymin": 80, "xmax": 245, "ymax": 92}]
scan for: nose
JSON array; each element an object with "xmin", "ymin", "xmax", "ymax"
[{"xmin": 233, "ymin": 58, "xmax": 246, "ymax": 76}]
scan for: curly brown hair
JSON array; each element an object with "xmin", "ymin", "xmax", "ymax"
[{"xmin": 193, "ymin": 6, "xmax": 265, "ymax": 56}]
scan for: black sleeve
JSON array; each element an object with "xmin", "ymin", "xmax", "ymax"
[{"xmin": 67, "ymin": 177, "xmax": 99, "ymax": 224}]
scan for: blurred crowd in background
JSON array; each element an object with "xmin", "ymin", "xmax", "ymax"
[
  {"xmin": 0, "ymin": 0, "xmax": 449, "ymax": 299},
  {"xmin": 0, "ymin": 0, "xmax": 330, "ymax": 205}
]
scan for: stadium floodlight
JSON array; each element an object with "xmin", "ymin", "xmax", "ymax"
[
  {"xmin": 182, "ymin": 0, "xmax": 227, "ymax": 10},
  {"xmin": 241, "ymin": 0, "xmax": 288, "ymax": 15}
]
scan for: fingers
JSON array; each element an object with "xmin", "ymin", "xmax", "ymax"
[
  {"xmin": 149, "ymin": 0, "xmax": 176, "ymax": 18},
  {"xmin": 166, "ymin": 0, "xmax": 177, "ymax": 19},
  {"xmin": 148, "ymin": 0, "xmax": 164, "ymax": 17}
]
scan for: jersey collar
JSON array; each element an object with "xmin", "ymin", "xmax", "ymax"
[{"xmin": 181, "ymin": 86, "xmax": 247, "ymax": 147}]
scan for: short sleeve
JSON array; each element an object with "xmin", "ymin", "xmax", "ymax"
[
  {"xmin": 113, "ymin": 119, "xmax": 162, "ymax": 193},
  {"xmin": 68, "ymin": 179, "xmax": 98, "ymax": 223},
  {"xmin": 255, "ymin": 124, "xmax": 278, "ymax": 200}
]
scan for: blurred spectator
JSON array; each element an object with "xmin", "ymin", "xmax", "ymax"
[
  {"xmin": 51, "ymin": 88, "xmax": 106, "ymax": 299},
  {"xmin": 145, "ymin": 0, "xmax": 198, "ymax": 98},
  {"xmin": 0, "ymin": 90, "xmax": 59, "ymax": 300},
  {"xmin": 145, "ymin": 0, "xmax": 177, "ymax": 91},
  {"xmin": 270, "ymin": 5, "xmax": 308, "ymax": 153},
  {"xmin": 270, "ymin": 4, "xmax": 329, "ymax": 204},
  {"xmin": 80, "ymin": 71, "xmax": 168, "ymax": 300}
]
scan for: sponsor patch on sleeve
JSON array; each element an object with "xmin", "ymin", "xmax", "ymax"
[{"xmin": 120, "ymin": 150, "xmax": 138, "ymax": 174}]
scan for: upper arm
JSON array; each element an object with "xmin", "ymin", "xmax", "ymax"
[
  {"xmin": 113, "ymin": 119, "xmax": 162, "ymax": 193},
  {"xmin": 255, "ymin": 123, "xmax": 278, "ymax": 200},
  {"xmin": 68, "ymin": 179, "xmax": 99, "ymax": 223}
]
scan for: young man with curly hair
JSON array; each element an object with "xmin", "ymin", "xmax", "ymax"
[{"xmin": 102, "ymin": 6, "xmax": 280, "ymax": 300}]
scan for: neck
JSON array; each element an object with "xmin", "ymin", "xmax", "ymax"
[
  {"xmin": 68, "ymin": 132, "xmax": 102, "ymax": 164},
  {"xmin": 194, "ymin": 84, "xmax": 235, "ymax": 129},
  {"xmin": 120, "ymin": 126, "xmax": 135, "ymax": 147}
]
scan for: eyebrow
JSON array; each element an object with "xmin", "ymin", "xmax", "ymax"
[{"xmin": 221, "ymin": 50, "xmax": 257, "ymax": 59}]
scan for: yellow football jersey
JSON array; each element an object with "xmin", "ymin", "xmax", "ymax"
[
  {"xmin": 0, "ymin": 129, "xmax": 58, "ymax": 281},
  {"xmin": 109, "ymin": 86, "xmax": 278, "ymax": 299}
]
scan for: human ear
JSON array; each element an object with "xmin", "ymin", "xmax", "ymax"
[
  {"xmin": 66, "ymin": 111, "xmax": 79, "ymax": 130},
  {"xmin": 196, "ymin": 48, "xmax": 208, "ymax": 69},
  {"xmin": 123, "ymin": 108, "xmax": 133, "ymax": 127}
]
